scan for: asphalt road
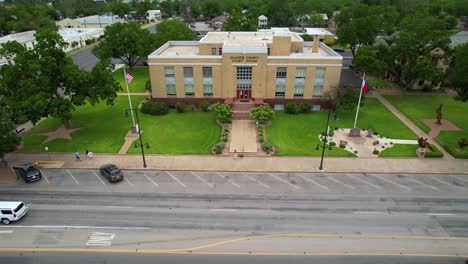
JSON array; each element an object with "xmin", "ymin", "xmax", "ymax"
[{"xmin": 0, "ymin": 253, "xmax": 465, "ymax": 264}]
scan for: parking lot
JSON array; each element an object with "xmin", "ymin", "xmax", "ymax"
[{"xmin": 2, "ymin": 169, "xmax": 468, "ymax": 197}]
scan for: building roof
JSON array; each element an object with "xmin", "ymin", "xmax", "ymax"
[
  {"xmin": 211, "ymin": 15, "xmax": 226, "ymax": 23},
  {"xmin": 58, "ymin": 28, "xmax": 103, "ymax": 41},
  {"xmin": 258, "ymin": 15, "xmax": 267, "ymax": 19},
  {"xmin": 450, "ymin": 31, "xmax": 468, "ymax": 48},
  {"xmin": 0, "ymin": 30, "xmax": 36, "ymax": 45},
  {"xmin": 303, "ymin": 28, "xmax": 335, "ymax": 36},
  {"xmin": 74, "ymin": 15, "xmax": 122, "ymax": 25},
  {"xmin": 200, "ymin": 31, "xmax": 303, "ymax": 46}
]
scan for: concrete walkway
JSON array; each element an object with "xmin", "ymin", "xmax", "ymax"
[
  {"xmin": 372, "ymin": 92, "xmax": 454, "ymax": 159},
  {"xmin": 229, "ymin": 120, "xmax": 257, "ymax": 153}
]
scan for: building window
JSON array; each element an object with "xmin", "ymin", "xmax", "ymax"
[
  {"xmin": 237, "ymin": 67, "xmax": 252, "ymax": 90},
  {"xmin": 274, "ymin": 104, "xmax": 284, "ymax": 110},
  {"xmin": 219, "ymin": 48, "xmax": 222, "ymax": 55},
  {"xmin": 203, "ymin": 85, "xmax": 213, "ymax": 96},
  {"xmin": 267, "ymin": 48, "xmax": 271, "ymax": 56},
  {"xmin": 202, "ymin": 67, "xmax": 212, "ymax": 78},
  {"xmin": 296, "ymin": 67, "xmax": 306, "ymax": 79},
  {"xmin": 275, "ymin": 85, "xmax": 286, "ymax": 97},
  {"xmin": 211, "ymin": 48, "xmax": 216, "ymax": 55},
  {"xmin": 276, "ymin": 67, "xmax": 287, "ymax": 78},
  {"xmin": 294, "ymin": 67, "xmax": 306, "ymax": 97},
  {"xmin": 294, "ymin": 84, "xmax": 304, "ymax": 97},
  {"xmin": 313, "ymin": 68, "xmax": 326, "ymax": 97},
  {"xmin": 166, "ymin": 84, "xmax": 176, "ymax": 96},
  {"xmin": 185, "ymin": 84, "xmax": 194, "ymax": 96},
  {"xmin": 183, "ymin": 67, "xmax": 193, "ymax": 77},
  {"xmin": 183, "ymin": 67, "xmax": 194, "ymax": 96},
  {"xmin": 312, "ymin": 105, "xmax": 321, "ymax": 111},
  {"xmin": 165, "ymin": 67, "xmax": 175, "ymax": 78}
]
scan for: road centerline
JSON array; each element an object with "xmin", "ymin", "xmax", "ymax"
[
  {"xmin": 166, "ymin": 171, "xmax": 186, "ymax": 188},
  {"xmin": 67, "ymin": 169, "xmax": 80, "ymax": 185},
  {"xmin": 215, "ymin": 172, "xmax": 240, "ymax": 189}
]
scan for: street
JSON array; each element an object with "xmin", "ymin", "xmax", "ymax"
[{"xmin": 0, "ymin": 170, "xmax": 467, "ymax": 262}]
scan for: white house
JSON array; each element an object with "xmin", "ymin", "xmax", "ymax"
[
  {"xmin": 58, "ymin": 28, "xmax": 104, "ymax": 52},
  {"xmin": 258, "ymin": 15, "xmax": 268, "ymax": 29},
  {"xmin": 146, "ymin": 10, "xmax": 161, "ymax": 21},
  {"xmin": 56, "ymin": 15, "xmax": 124, "ymax": 29}
]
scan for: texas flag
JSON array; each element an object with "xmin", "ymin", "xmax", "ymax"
[{"xmin": 361, "ymin": 78, "xmax": 369, "ymax": 94}]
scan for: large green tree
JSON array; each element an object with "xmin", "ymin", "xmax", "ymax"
[
  {"xmin": 0, "ymin": 29, "xmax": 121, "ymax": 127},
  {"xmin": 0, "ymin": 110, "xmax": 20, "ymax": 164},
  {"xmin": 155, "ymin": 19, "xmax": 197, "ymax": 48},
  {"xmin": 105, "ymin": 1, "xmax": 131, "ymax": 18},
  {"xmin": 448, "ymin": 43, "xmax": 468, "ymax": 102},
  {"xmin": 222, "ymin": 9, "xmax": 257, "ymax": 31},
  {"xmin": 201, "ymin": 0, "xmax": 222, "ymax": 19},
  {"xmin": 93, "ymin": 22, "xmax": 158, "ymax": 69}
]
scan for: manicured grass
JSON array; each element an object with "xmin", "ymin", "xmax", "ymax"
[
  {"xmin": 21, "ymin": 96, "xmax": 144, "ymax": 153},
  {"xmin": 267, "ymin": 112, "xmax": 355, "ymax": 156},
  {"xmin": 367, "ymin": 79, "xmax": 392, "ymax": 88},
  {"xmin": 112, "ymin": 66, "xmax": 149, "ymax": 93},
  {"xmin": 267, "ymin": 98, "xmax": 416, "ymax": 156},
  {"xmin": 379, "ymin": 144, "xmax": 417, "ymax": 157},
  {"xmin": 385, "ymin": 95, "xmax": 468, "ymax": 158},
  {"xmin": 126, "ymin": 111, "xmax": 221, "ymax": 155}
]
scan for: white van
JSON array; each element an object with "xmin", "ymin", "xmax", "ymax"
[{"xmin": 0, "ymin": 201, "xmax": 29, "ymax": 225}]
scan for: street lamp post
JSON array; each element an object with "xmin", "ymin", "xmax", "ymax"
[
  {"xmin": 317, "ymin": 109, "xmax": 337, "ymax": 171},
  {"xmin": 125, "ymin": 108, "xmax": 148, "ymax": 168}
]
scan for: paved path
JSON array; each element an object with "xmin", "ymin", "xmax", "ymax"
[
  {"xmin": 372, "ymin": 92, "xmax": 454, "ymax": 159},
  {"xmin": 229, "ymin": 120, "xmax": 257, "ymax": 153},
  {"xmin": 116, "ymin": 92, "xmax": 150, "ymax": 96}
]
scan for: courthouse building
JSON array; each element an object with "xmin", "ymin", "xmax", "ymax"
[{"xmin": 147, "ymin": 30, "xmax": 342, "ymax": 111}]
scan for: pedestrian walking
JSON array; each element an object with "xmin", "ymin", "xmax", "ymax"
[
  {"xmin": 75, "ymin": 151, "xmax": 81, "ymax": 161},
  {"xmin": 233, "ymin": 149, "xmax": 239, "ymax": 159},
  {"xmin": 86, "ymin": 149, "xmax": 94, "ymax": 158}
]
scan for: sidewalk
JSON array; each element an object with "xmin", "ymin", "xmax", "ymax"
[{"xmin": 4, "ymin": 152, "xmax": 468, "ymax": 174}]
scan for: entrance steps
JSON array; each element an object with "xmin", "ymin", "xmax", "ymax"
[{"xmin": 231, "ymin": 100, "xmax": 255, "ymax": 120}]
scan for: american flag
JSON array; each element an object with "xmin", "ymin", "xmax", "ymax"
[{"xmin": 125, "ymin": 72, "xmax": 134, "ymax": 83}]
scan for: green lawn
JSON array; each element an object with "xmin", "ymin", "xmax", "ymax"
[
  {"xmin": 267, "ymin": 98, "xmax": 416, "ymax": 156},
  {"xmin": 112, "ymin": 66, "xmax": 149, "ymax": 93},
  {"xmin": 126, "ymin": 111, "xmax": 221, "ymax": 155},
  {"xmin": 379, "ymin": 144, "xmax": 417, "ymax": 157},
  {"xmin": 21, "ymin": 96, "xmax": 144, "ymax": 153},
  {"xmin": 384, "ymin": 95, "xmax": 468, "ymax": 158}
]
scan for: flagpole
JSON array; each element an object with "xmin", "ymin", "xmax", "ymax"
[
  {"xmin": 124, "ymin": 67, "xmax": 136, "ymax": 127},
  {"xmin": 353, "ymin": 72, "xmax": 366, "ymax": 128}
]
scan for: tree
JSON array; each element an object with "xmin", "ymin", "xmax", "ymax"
[
  {"xmin": 0, "ymin": 29, "xmax": 121, "ymax": 127},
  {"xmin": 0, "ymin": 110, "xmax": 20, "ymax": 165},
  {"xmin": 250, "ymin": 104, "xmax": 275, "ymax": 123},
  {"xmin": 337, "ymin": 86, "xmax": 363, "ymax": 111},
  {"xmin": 105, "ymin": 1, "xmax": 131, "ymax": 18},
  {"xmin": 222, "ymin": 9, "xmax": 257, "ymax": 31},
  {"xmin": 212, "ymin": 103, "xmax": 232, "ymax": 123},
  {"xmin": 201, "ymin": 0, "xmax": 221, "ymax": 19},
  {"xmin": 448, "ymin": 43, "xmax": 468, "ymax": 102},
  {"xmin": 93, "ymin": 22, "xmax": 158, "ymax": 69},
  {"xmin": 4, "ymin": 2, "xmax": 57, "ymax": 33},
  {"xmin": 353, "ymin": 45, "xmax": 392, "ymax": 78},
  {"xmin": 155, "ymin": 19, "xmax": 197, "ymax": 48},
  {"xmin": 267, "ymin": 0, "xmax": 295, "ymax": 26},
  {"xmin": 392, "ymin": 11, "xmax": 451, "ymax": 89}
]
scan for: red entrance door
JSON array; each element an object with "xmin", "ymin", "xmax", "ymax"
[{"xmin": 237, "ymin": 90, "xmax": 251, "ymax": 99}]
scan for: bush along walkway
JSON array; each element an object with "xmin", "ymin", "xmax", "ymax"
[{"xmin": 371, "ymin": 92, "xmax": 453, "ymax": 159}]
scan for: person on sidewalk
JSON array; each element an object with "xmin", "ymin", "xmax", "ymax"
[
  {"xmin": 85, "ymin": 149, "xmax": 94, "ymax": 158},
  {"xmin": 233, "ymin": 149, "xmax": 239, "ymax": 159},
  {"xmin": 75, "ymin": 151, "xmax": 81, "ymax": 161}
]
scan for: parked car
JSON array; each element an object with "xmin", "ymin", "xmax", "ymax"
[
  {"xmin": 99, "ymin": 164, "xmax": 124, "ymax": 183},
  {"xmin": 17, "ymin": 163, "xmax": 42, "ymax": 183},
  {"xmin": 333, "ymin": 48, "xmax": 345, "ymax": 53},
  {"xmin": 0, "ymin": 201, "xmax": 29, "ymax": 225}
]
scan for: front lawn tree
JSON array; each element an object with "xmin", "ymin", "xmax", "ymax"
[
  {"xmin": 93, "ymin": 22, "xmax": 158, "ymax": 70},
  {"xmin": 0, "ymin": 110, "xmax": 20, "ymax": 165},
  {"xmin": 0, "ymin": 29, "xmax": 121, "ymax": 128},
  {"xmin": 212, "ymin": 103, "xmax": 232, "ymax": 123},
  {"xmin": 250, "ymin": 104, "xmax": 275, "ymax": 123}
]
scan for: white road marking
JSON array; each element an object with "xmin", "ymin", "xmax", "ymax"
[
  {"xmin": 405, "ymin": 178, "xmax": 439, "ymax": 191},
  {"xmin": 242, "ymin": 173, "xmax": 270, "ymax": 189},
  {"xmin": 0, "ymin": 230, "xmax": 14, "ymax": 234},
  {"xmin": 166, "ymin": 171, "xmax": 186, "ymax": 188},
  {"xmin": 298, "ymin": 175, "xmax": 329, "ymax": 190},
  {"xmin": 123, "ymin": 176, "xmax": 133, "ymax": 186},
  {"xmin": 371, "ymin": 175, "xmax": 411, "ymax": 191},
  {"xmin": 215, "ymin": 172, "xmax": 240, "ymax": 189},
  {"xmin": 92, "ymin": 170, "xmax": 106, "ymax": 185},
  {"xmin": 427, "ymin": 213, "xmax": 456, "ymax": 216},
  {"xmin": 429, "ymin": 177, "xmax": 466, "ymax": 191},
  {"xmin": 210, "ymin": 209, "xmax": 240, "ymax": 212},
  {"xmin": 66, "ymin": 169, "xmax": 79, "ymax": 184},
  {"xmin": 353, "ymin": 211, "xmax": 383, "ymax": 214},
  {"xmin": 0, "ymin": 225, "xmax": 149, "ymax": 230},
  {"xmin": 267, "ymin": 173, "xmax": 300, "ymax": 189},
  {"xmin": 39, "ymin": 169, "xmax": 49, "ymax": 184},
  {"xmin": 143, "ymin": 172, "xmax": 158, "ymax": 187},
  {"xmin": 327, "ymin": 176, "xmax": 354, "ymax": 189},
  {"xmin": 86, "ymin": 232, "xmax": 115, "ymax": 247},
  {"xmin": 348, "ymin": 175, "xmax": 384, "ymax": 190},
  {"xmin": 104, "ymin": 206, "xmax": 133, "ymax": 209},
  {"xmin": 191, "ymin": 172, "xmax": 213, "ymax": 188},
  {"xmin": 450, "ymin": 175, "xmax": 468, "ymax": 183}
]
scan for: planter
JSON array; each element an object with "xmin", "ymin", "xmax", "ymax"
[{"xmin": 416, "ymin": 148, "xmax": 427, "ymax": 158}]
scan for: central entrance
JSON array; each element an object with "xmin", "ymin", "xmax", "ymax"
[{"xmin": 236, "ymin": 66, "xmax": 252, "ymax": 99}]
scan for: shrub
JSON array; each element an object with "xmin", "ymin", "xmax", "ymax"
[
  {"xmin": 224, "ymin": 126, "xmax": 229, "ymax": 132},
  {"xmin": 258, "ymin": 130, "xmax": 264, "ymax": 136},
  {"xmin": 141, "ymin": 101, "xmax": 168, "ymax": 115},
  {"xmin": 200, "ymin": 100, "xmax": 210, "ymax": 112},
  {"xmin": 373, "ymin": 149, "xmax": 379, "ymax": 155},
  {"xmin": 250, "ymin": 104, "xmax": 275, "ymax": 123},
  {"xmin": 213, "ymin": 103, "xmax": 232, "ymax": 123},
  {"xmin": 330, "ymin": 141, "xmax": 336, "ymax": 146},
  {"xmin": 261, "ymin": 142, "xmax": 273, "ymax": 152},
  {"xmin": 298, "ymin": 102, "xmax": 312, "ymax": 113},
  {"xmin": 285, "ymin": 102, "xmax": 298, "ymax": 114},
  {"xmin": 214, "ymin": 142, "xmax": 225, "ymax": 154},
  {"xmin": 373, "ymin": 131, "xmax": 379, "ymax": 135},
  {"xmin": 382, "ymin": 146, "xmax": 385, "ymax": 149},
  {"xmin": 354, "ymin": 150, "xmax": 358, "ymax": 154},
  {"xmin": 176, "ymin": 102, "xmax": 187, "ymax": 113},
  {"xmin": 339, "ymin": 143, "xmax": 346, "ymax": 148},
  {"xmin": 328, "ymin": 130, "xmax": 334, "ymax": 137},
  {"xmin": 258, "ymin": 135, "xmax": 264, "ymax": 143},
  {"xmin": 335, "ymin": 127, "xmax": 339, "ymax": 130},
  {"xmin": 222, "ymin": 135, "xmax": 228, "ymax": 142},
  {"xmin": 258, "ymin": 124, "xmax": 264, "ymax": 131}
]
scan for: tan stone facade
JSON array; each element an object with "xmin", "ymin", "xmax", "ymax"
[{"xmin": 148, "ymin": 31, "xmax": 342, "ymax": 108}]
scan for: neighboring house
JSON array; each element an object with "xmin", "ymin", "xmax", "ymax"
[
  {"xmin": 210, "ymin": 15, "xmax": 226, "ymax": 30},
  {"xmin": 0, "ymin": 30, "xmax": 36, "ymax": 50},
  {"xmin": 56, "ymin": 15, "xmax": 124, "ymax": 29},
  {"xmin": 301, "ymin": 28, "xmax": 336, "ymax": 43},
  {"xmin": 58, "ymin": 28, "xmax": 104, "ymax": 52},
  {"xmin": 258, "ymin": 15, "xmax": 268, "ymax": 29},
  {"xmin": 146, "ymin": 10, "xmax": 161, "ymax": 21},
  {"xmin": 147, "ymin": 31, "xmax": 342, "ymax": 110},
  {"xmin": 296, "ymin": 13, "xmax": 328, "ymax": 28}
]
